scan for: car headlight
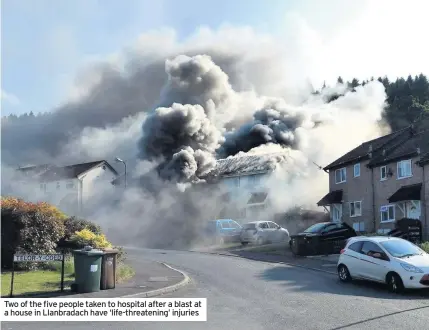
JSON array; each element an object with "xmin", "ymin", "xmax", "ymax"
[{"xmin": 400, "ymin": 263, "xmax": 424, "ymax": 273}]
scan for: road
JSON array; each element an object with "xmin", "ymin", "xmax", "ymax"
[{"xmin": 3, "ymin": 248, "xmax": 429, "ymax": 330}]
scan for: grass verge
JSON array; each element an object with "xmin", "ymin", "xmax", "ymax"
[
  {"xmin": 1, "ymin": 266, "xmax": 74, "ymax": 297},
  {"xmin": 1, "ymin": 257, "xmax": 135, "ymax": 296},
  {"xmin": 116, "ymin": 262, "xmax": 135, "ymax": 283}
]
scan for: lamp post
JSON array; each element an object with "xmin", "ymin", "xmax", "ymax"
[{"xmin": 115, "ymin": 157, "xmax": 127, "ymax": 189}]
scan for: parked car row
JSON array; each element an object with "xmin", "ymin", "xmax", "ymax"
[
  {"xmin": 202, "ymin": 219, "xmax": 290, "ymax": 246},
  {"xmin": 203, "ymin": 219, "xmax": 429, "ymax": 293}
]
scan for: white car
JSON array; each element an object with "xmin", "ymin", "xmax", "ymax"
[
  {"xmin": 240, "ymin": 221, "xmax": 290, "ymax": 245},
  {"xmin": 337, "ymin": 236, "xmax": 429, "ymax": 293}
]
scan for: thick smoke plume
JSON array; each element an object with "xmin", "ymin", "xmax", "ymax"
[{"xmin": 1, "ymin": 26, "xmax": 389, "ymax": 248}]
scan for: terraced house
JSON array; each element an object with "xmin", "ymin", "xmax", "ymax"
[{"xmin": 317, "ymin": 126, "xmax": 429, "ymax": 239}]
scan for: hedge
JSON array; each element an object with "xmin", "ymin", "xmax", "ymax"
[
  {"xmin": 1, "ymin": 207, "xmax": 65, "ymax": 270},
  {"xmin": 1, "ymin": 197, "xmax": 106, "ymax": 270}
]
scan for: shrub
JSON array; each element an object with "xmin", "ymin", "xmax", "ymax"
[
  {"xmin": 1, "ymin": 207, "xmax": 65, "ymax": 270},
  {"xmin": 421, "ymin": 242, "xmax": 429, "ymax": 253},
  {"xmin": 69, "ymin": 229, "xmax": 112, "ymax": 249},
  {"xmin": 63, "ymin": 216, "xmax": 102, "ymax": 239},
  {"xmin": 1, "ymin": 197, "xmax": 67, "ymax": 220}
]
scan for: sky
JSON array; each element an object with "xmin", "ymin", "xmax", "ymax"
[{"xmin": 1, "ymin": 0, "xmax": 428, "ymax": 116}]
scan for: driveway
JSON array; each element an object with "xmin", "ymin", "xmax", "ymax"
[{"xmin": 3, "ymin": 248, "xmax": 429, "ymax": 330}]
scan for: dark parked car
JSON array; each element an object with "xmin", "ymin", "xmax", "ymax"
[
  {"xmin": 203, "ymin": 219, "xmax": 242, "ymax": 245},
  {"xmin": 289, "ymin": 222, "xmax": 357, "ymax": 256}
]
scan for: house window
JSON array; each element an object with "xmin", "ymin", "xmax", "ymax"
[
  {"xmin": 380, "ymin": 166, "xmax": 387, "ymax": 181},
  {"xmin": 380, "ymin": 205, "xmax": 395, "ymax": 222},
  {"xmin": 56, "ymin": 182, "xmax": 60, "ymax": 189},
  {"xmin": 40, "ymin": 183, "xmax": 46, "ymax": 191},
  {"xmin": 335, "ymin": 168, "xmax": 346, "ymax": 184},
  {"xmin": 397, "ymin": 159, "xmax": 412, "ymax": 179},
  {"xmin": 66, "ymin": 182, "xmax": 74, "ymax": 189},
  {"xmin": 352, "ymin": 222, "xmax": 365, "ymax": 232},
  {"xmin": 353, "ymin": 163, "xmax": 360, "ymax": 177},
  {"xmin": 350, "ymin": 201, "xmax": 362, "ymax": 217},
  {"xmin": 233, "ymin": 177, "xmax": 240, "ymax": 187}
]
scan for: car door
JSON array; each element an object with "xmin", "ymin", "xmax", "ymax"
[
  {"xmin": 343, "ymin": 241, "xmax": 365, "ymax": 278},
  {"xmin": 219, "ymin": 220, "xmax": 231, "ymax": 237},
  {"xmin": 258, "ymin": 222, "xmax": 270, "ymax": 240},
  {"xmin": 267, "ymin": 222, "xmax": 281, "ymax": 242},
  {"xmin": 229, "ymin": 220, "xmax": 241, "ymax": 235},
  {"xmin": 320, "ymin": 223, "xmax": 343, "ymax": 253},
  {"xmin": 322, "ymin": 223, "xmax": 353, "ymax": 253},
  {"xmin": 358, "ymin": 241, "xmax": 390, "ymax": 282}
]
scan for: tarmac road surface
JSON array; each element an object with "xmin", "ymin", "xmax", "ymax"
[{"xmin": 3, "ymin": 247, "xmax": 429, "ymax": 330}]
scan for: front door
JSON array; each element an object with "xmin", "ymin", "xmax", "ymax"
[
  {"xmin": 331, "ymin": 204, "xmax": 342, "ymax": 223},
  {"xmin": 406, "ymin": 201, "xmax": 421, "ymax": 219}
]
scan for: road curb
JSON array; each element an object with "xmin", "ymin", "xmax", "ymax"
[
  {"xmin": 120, "ymin": 262, "xmax": 191, "ymax": 298},
  {"xmin": 189, "ymin": 250, "xmax": 337, "ymax": 275}
]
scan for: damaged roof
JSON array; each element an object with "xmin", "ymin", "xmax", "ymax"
[
  {"xmin": 323, "ymin": 126, "xmax": 424, "ymax": 171},
  {"xmin": 209, "ymin": 153, "xmax": 288, "ymax": 178},
  {"xmin": 17, "ymin": 160, "xmax": 118, "ymax": 182}
]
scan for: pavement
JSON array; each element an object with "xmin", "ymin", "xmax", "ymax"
[{"xmin": 4, "ymin": 247, "xmax": 429, "ymax": 330}]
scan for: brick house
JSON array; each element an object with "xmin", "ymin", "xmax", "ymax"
[{"xmin": 317, "ymin": 126, "xmax": 429, "ymax": 239}]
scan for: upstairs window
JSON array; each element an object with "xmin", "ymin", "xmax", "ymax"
[
  {"xmin": 380, "ymin": 166, "xmax": 387, "ymax": 181},
  {"xmin": 335, "ymin": 168, "xmax": 346, "ymax": 184},
  {"xmin": 353, "ymin": 163, "xmax": 360, "ymax": 177},
  {"xmin": 397, "ymin": 159, "xmax": 412, "ymax": 179}
]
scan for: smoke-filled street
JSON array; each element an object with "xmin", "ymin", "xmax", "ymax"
[
  {"xmin": 2, "ymin": 2, "xmax": 429, "ymax": 329},
  {"xmin": 4, "ymin": 248, "xmax": 429, "ymax": 330}
]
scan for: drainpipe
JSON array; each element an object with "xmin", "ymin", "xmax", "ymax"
[
  {"xmin": 371, "ymin": 167, "xmax": 376, "ymax": 233},
  {"xmin": 422, "ymin": 165, "xmax": 428, "ymax": 240},
  {"xmin": 78, "ymin": 178, "xmax": 84, "ymax": 215}
]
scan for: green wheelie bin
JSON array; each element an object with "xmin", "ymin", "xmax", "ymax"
[{"xmin": 73, "ymin": 247, "xmax": 104, "ymax": 293}]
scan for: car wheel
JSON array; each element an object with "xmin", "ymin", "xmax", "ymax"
[
  {"xmin": 338, "ymin": 264, "xmax": 352, "ymax": 282},
  {"xmin": 386, "ymin": 273, "xmax": 404, "ymax": 293}
]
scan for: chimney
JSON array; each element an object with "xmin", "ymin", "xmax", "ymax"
[
  {"xmin": 368, "ymin": 144, "xmax": 373, "ymax": 152},
  {"xmin": 417, "ymin": 147, "xmax": 421, "ymax": 154},
  {"xmin": 382, "ymin": 149, "xmax": 386, "ymax": 156}
]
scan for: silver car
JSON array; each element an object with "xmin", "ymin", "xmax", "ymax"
[{"xmin": 240, "ymin": 221, "xmax": 290, "ymax": 245}]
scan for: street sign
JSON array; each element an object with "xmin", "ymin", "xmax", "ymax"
[
  {"xmin": 10, "ymin": 253, "xmax": 66, "ymax": 297},
  {"xmin": 13, "ymin": 254, "xmax": 64, "ymax": 262}
]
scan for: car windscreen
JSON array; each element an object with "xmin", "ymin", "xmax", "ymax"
[
  {"xmin": 380, "ymin": 239, "xmax": 424, "ymax": 258},
  {"xmin": 243, "ymin": 223, "xmax": 256, "ymax": 230},
  {"xmin": 303, "ymin": 223, "xmax": 327, "ymax": 233}
]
